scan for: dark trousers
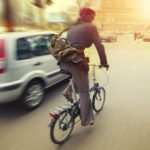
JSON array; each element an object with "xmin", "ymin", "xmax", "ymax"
[{"xmin": 59, "ymin": 62, "xmax": 94, "ymax": 125}]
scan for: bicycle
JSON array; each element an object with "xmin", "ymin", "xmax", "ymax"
[{"xmin": 49, "ymin": 64, "xmax": 106, "ymax": 144}]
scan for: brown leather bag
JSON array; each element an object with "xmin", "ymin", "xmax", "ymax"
[
  {"xmin": 73, "ymin": 57, "xmax": 89, "ymax": 72},
  {"xmin": 49, "ymin": 28, "xmax": 82, "ymax": 63}
]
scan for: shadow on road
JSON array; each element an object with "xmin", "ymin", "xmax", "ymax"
[
  {"xmin": 53, "ymin": 127, "xmax": 94, "ymax": 150},
  {"xmin": 0, "ymin": 79, "xmax": 69, "ymax": 122}
]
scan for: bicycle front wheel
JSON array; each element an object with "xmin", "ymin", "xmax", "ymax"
[
  {"xmin": 50, "ymin": 110, "xmax": 75, "ymax": 144},
  {"xmin": 92, "ymin": 87, "xmax": 106, "ymax": 113}
]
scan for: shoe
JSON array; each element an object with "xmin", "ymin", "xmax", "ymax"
[
  {"xmin": 81, "ymin": 120, "xmax": 94, "ymax": 127},
  {"xmin": 62, "ymin": 90, "xmax": 73, "ymax": 103},
  {"xmin": 90, "ymin": 120, "xmax": 94, "ymax": 125}
]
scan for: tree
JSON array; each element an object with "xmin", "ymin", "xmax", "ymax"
[
  {"xmin": 3, "ymin": 0, "xmax": 14, "ymax": 32},
  {"xmin": 32, "ymin": 0, "xmax": 43, "ymax": 8},
  {"xmin": 32, "ymin": 0, "xmax": 53, "ymax": 8},
  {"xmin": 2, "ymin": 0, "xmax": 53, "ymax": 32}
]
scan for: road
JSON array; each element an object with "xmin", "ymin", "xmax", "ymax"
[{"xmin": 1, "ymin": 34, "xmax": 150, "ymax": 150}]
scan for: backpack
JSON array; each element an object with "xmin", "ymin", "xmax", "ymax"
[{"xmin": 48, "ymin": 29, "xmax": 82, "ymax": 63}]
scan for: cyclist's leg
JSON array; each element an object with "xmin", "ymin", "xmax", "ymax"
[
  {"xmin": 73, "ymin": 70, "xmax": 94, "ymax": 126},
  {"xmin": 63, "ymin": 81, "xmax": 78, "ymax": 94},
  {"xmin": 60, "ymin": 63, "xmax": 78, "ymax": 103},
  {"xmin": 67, "ymin": 64, "xmax": 94, "ymax": 126},
  {"xmin": 62, "ymin": 82, "xmax": 73, "ymax": 103},
  {"xmin": 59, "ymin": 62, "xmax": 94, "ymax": 126}
]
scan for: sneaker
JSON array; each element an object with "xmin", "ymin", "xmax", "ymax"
[
  {"xmin": 81, "ymin": 120, "xmax": 94, "ymax": 127},
  {"xmin": 62, "ymin": 90, "xmax": 73, "ymax": 103}
]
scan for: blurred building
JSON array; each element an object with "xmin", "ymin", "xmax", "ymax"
[
  {"xmin": 98, "ymin": 0, "xmax": 150, "ymax": 31},
  {"xmin": 0, "ymin": 0, "xmax": 3, "ymax": 26},
  {"xmin": 0, "ymin": 0, "xmax": 93, "ymax": 30},
  {"xmin": 0, "ymin": 0, "xmax": 48, "ymax": 30},
  {"xmin": 12, "ymin": 0, "xmax": 46, "ymax": 27}
]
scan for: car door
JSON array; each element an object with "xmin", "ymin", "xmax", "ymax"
[
  {"xmin": 26, "ymin": 34, "xmax": 67, "ymax": 86},
  {"xmin": 10, "ymin": 37, "xmax": 36, "ymax": 83}
]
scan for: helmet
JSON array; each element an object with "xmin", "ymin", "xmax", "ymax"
[{"xmin": 80, "ymin": 8, "xmax": 96, "ymax": 16}]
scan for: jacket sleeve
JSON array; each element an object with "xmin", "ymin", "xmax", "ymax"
[{"xmin": 91, "ymin": 25, "xmax": 108, "ymax": 65}]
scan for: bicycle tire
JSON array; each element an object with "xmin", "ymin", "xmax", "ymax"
[
  {"xmin": 50, "ymin": 110, "xmax": 75, "ymax": 144},
  {"xmin": 92, "ymin": 87, "xmax": 106, "ymax": 113}
]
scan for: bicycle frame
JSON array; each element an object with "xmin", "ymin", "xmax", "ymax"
[
  {"xmin": 89, "ymin": 64, "xmax": 101, "ymax": 93},
  {"xmin": 49, "ymin": 64, "xmax": 106, "ymax": 144},
  {"xmin": 69, "ymin": 64, "xmax": 100, "ymax": 102},
  {"xmin": 70, "ymin": 79, "xmax": 78, "ymax": 101},
  {"xmin": 50, "ymin": 64, "xmax": 101, "ymax": 118}
]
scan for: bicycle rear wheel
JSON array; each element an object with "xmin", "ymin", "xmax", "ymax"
[
  {"xmin": 50, "ymin": 110, "xmax": 75, "ymax": 144},
  {"xmin": 92, "ymin": 87, "xmax": 106, "ymax": 112}
]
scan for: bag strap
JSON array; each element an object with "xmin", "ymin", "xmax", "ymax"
[
  {"xmin": 58, "ymin": 27, "xmax": 72, "ymax": 47},
  {"xmin": 51, "ymin": 27, "xmax": 70, "ymax": 48},
  {"xmin": 51, "ymin": 29, "xmax": 71, "ymax": 48},
  {"xmin": 58, "ymin": 27, "xmax": 70, "ymax": 36},
  {"xmin": 58, "ymin": 20, "xmax": 80, "ymax": 36}
]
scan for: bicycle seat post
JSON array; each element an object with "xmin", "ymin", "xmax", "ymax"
[
  {"xmin": 70, "ymin": 78, "xmax": 78, "ymax": 102},
  {"xmin": 92, "ymin": 65, "xmax": 96, "ymax": 84}
]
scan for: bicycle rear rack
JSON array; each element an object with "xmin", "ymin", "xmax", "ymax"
[{"xmin": 50, "ymin": 102, "xmax": 73, "ymax": 115}]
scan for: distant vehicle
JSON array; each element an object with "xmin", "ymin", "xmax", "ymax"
[
  {"xmin": 143, "ymin": 32, "xmax": 150, "ymax": 41},
  {"xmin": 0, "ymin": 32, "xmax": 68, "ymax": 110},
  {"xmin": 116, "ymin": 31, "xmax": 124, "ymax": 35},
  {"xmin": 134, "ymin": 32, "xmax": 143, "ymax": 40},
  {"xmin": 100, "ymin": 31, "xmax": 117, "ymax": 42}
]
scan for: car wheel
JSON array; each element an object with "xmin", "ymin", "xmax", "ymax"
[{"xmin": 21, "ymin": 80, "xmax": 45, "ymax": 110}]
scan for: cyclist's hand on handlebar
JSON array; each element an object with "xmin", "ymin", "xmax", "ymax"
[{"xmin": 99, "ymin": 64, "xmax": 109, "ymax": 71}]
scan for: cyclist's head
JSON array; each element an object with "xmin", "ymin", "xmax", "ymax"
[{"xmin": 79, "ymin": 8, "xmax": 96, "ymax": 23}]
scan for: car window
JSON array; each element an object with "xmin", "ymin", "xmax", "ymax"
[
  {"xmin": 27, "ymin": 35, "xmax": 50, "ymax": 56},
  {"xmin": 16, "ymin": 35, "xmax": 50, "ymax": 60},
  {"xmin": 16, "ymin": 38, "xmax": 32, "ymax": 60}
]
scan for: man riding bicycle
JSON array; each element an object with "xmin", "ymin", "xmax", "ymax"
[{"xmin": 59, "ymin": 8, "xmax": 109, "ymax": 126}]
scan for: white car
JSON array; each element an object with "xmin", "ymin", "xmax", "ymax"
[{"xmin": 0, "ymin": 32, "xmax": 68, "ymax": 110}]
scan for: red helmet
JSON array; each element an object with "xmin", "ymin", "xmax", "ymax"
[{"xmin": 80, "ymin": 8, "xmax": 96, "ymax": 16}]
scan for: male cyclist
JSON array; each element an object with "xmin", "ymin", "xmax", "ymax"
[{"xmin": 59, "ymin": 8, "xmax": 109, "ymax": 126}]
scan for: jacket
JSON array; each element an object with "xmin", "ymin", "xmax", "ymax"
[{"xmin": 67, "ymin": 21, "xmax": 108, "ymax": 65}]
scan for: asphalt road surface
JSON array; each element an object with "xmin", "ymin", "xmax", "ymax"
[{"xmin": 0, "ymin": 34, "xmax": 150, "ymax": 150}]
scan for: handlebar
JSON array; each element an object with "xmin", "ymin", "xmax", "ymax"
[
  {"xmin": 89, "ymin": 64, "xmax": 109, "ymax": 87},
  {"xmin": 89, "ymin": 64, "xmax": 109, "ymax": 71},
  {"xmin": 89, "ymin": 64, "xmax": 100, "ymax": 67}
]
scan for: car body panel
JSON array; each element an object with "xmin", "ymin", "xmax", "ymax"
[{"xmin": 0, "ymin": 32, "xmax": 68, "ymax": 103}]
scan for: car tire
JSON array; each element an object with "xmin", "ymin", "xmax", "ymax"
[{"xmin": 21, "ymin": 80, "xmax": 45, "ymax": 110}]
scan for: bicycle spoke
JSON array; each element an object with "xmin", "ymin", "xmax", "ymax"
[{"xmin": 50, "ymin": 110, "xmax": 75, "ymax": 144}]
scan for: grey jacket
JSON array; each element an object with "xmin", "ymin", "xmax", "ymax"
[{"xmin": 67, "ymin": 21, "xmax": 108, "ymax": 65}]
